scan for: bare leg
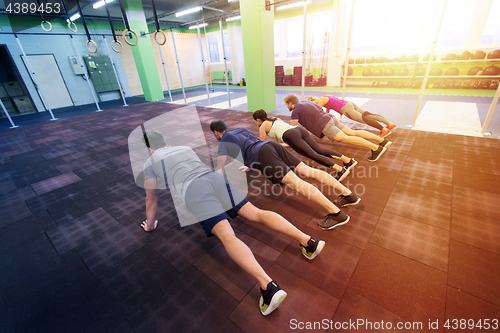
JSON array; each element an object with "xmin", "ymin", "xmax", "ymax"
[
  {"xmin": 237, "ymin": 202, "xmax": 310, "ymax": 247},
  {"xmin": 334, "ymin": 129, "xmax": 379, "ymax": 151},
  {"xmin": 341, "ymin": 126, "xmax": 384, "ymax": 144},
  {"xmin": 353, "ymin": 103, "xmax": 393, "ymax": 128},
  {"xmin": 281, "ymin": 170, "xmax": 340, "ymax": 214},
  {"xmin": 342, "ymin": 103, "xmax": 384, "ymax": 131},
  {"xmin": 294, "ymin": 162, "xmax": 351, "ymax": 196},
  {"xmin": 212, "ymin": 219, "xmax": 272, "ymax": 289}
]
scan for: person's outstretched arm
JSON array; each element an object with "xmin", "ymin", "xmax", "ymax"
[
  {"xmin": 216, "ymin": 155, "xmax": 227, "ymax": 175},
  {"xmin": 143, "ymin": 178, "xmax": 158, "ymax": 231}
]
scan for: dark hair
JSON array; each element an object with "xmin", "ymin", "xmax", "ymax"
[
  {"xmin": 210, "ymin": 120, "xmax": 228, "ymax": 133},
  {"xmin": 284, "ymin": 93, "xmax": 299, "ymax": 104},
  {"xmin": 252, "ymin": 109, "xmax": 278, "ymax": 122},
  {"xmin": 142, "ymin": 130, "xmax": 166, "ymax": 150}
]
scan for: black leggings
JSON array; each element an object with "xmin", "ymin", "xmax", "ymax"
[{"xmin": 282, "ymin": 127, "xmax": 342, "ymax": 168}]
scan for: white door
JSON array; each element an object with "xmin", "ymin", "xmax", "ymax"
[{"xmin": 22, "ymin": 54, "xmax": 73, "ymax": 109}]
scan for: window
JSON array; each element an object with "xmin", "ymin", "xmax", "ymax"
[
  {"xmin": 437, "ymin": 0, "xmax": 477, "ymax": 49},
  {"xmin": 287, "ymin": 19, "xmax": 303, "ymax": 57},
  {"xmin": 274, "ymin": 24, "xmax": 280, "ymax": 58},
  {"xmin": 480, "ymin": 0, "xmax": 500, "ymax": 45},
  {"xmin": 207, "ymin": 34, "xmax": 220, "ymax": 63},
  {"xmin": 223, "ymin": 32, "xmax": 231, "ymax": 62},
  {"xmin": 310, "ymin": 14, "xmax": 332, "ymax": 56}
]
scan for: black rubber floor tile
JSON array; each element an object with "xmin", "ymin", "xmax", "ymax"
[
  {"xmin": 97, "ymin": 177, "xmax": 144, "ymax": 202},
  {"xmin": 0, "ymin": 199, "xmax": 32, "ymax": 228},
  {"xmin": 0, "ymin": 284, "xmax": 107, "ymax": 333},
  {"xmin": 15, "ymin": 167, "xmax": 63, "ymax": 187},
  {"xmin": 25, "ymin": 184, "xmax": 81, "ymax": 215},
  {"xmin": 73, "ymin": 169, "xmax": 124, "ymax": 192},
  {"xmin": 0, "ymin": 213, "xmax": 56, "ymax": 254},
  {"xmin": 0, "ymin": 234, "xmax": 88, "ymax": 291},
  {"xmin": 84, "ymin": 246, "xmax": 179, "ymax": 330},
  {"xmin": 76, "ymin": 223, "xmax": 154, "ymax": 277},
  {"xmin": 47, "ymin": 208, "xmax": 119, "ymax": 255},
  {"xmin": 0, "ymin": 179, "xmax": 16, "ymax": 194},
  {"xmin": 47, "ymin": 189, "xmax": 109, "ymax": 224},
  {"xmin": 128, "ymin": 266, "xmax": 239, "ymax": 333},
  {"xmin": 149, "ymin": 223, "xmax": 219, "ymax": 272},
  {"xmin": 31, "ymin": 172, "xmax": 81, "ymax": 196}
]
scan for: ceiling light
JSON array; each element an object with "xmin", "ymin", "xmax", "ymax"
[
  {"xmin": 176, "ymin": 6, "xmax": 202, "ymax": 17},
  {"xmin": 276, "ymin": 0, "xmax": 311, "ymax": 11},
  {"xmin": 93, "ymin": 0, "xmax": 113, "ymax": 9},
  {"xmin": 226, "ymin": 15, "xmax": 241, "ymax": 22},
  {"xmin": 67, "ymin": 13, "xmax": 80, "ymax": 22},
  {"xmin": 188, "ymin": 22, "xmax": 208, "ymax": 29}
]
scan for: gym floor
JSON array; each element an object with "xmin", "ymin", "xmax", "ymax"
[{"xmin": 0, "ymin": 90, "xmax": 499, "ymax": 332}]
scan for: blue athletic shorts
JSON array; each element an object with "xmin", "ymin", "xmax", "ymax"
[{"xmin": 184, "ymin": 171, "xmax": 248, "ymax": 237}]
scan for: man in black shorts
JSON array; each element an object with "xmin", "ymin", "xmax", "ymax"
[
  {"xmin": 210, "ymin": 120, "xmax": 361, "ymax": 230},
  {"xmin": 140, "ymin": 130, "xmax": 325, "ymax": 316}
]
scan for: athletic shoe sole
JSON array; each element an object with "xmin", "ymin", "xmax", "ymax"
[
  {"xmin": 260, "ymin": 290, "xmax": 287, "ymax": 316},
  {"xmin": 379, "ymin": 131, "xmax": 391, "ymax": 138},
  {"xmin": 381, "ymin": 141, "xmax": 392, "ymax": 148},
  {"xmin": 302, "ymin": 240, "xmax": 325, "ymax": 260},
  {"xmin": 387, "ymin": 125, "xmax": 397, "ymax": 130},
  {"xmin": 336, "ymin": 197, "xmax": 361, "ymax": 207},
  {"xmin": 317, "ymin": 215, "xmax": 350, "ymax": 230},
  {"xmin": 338, "ymin": 169, "xmax": 350, "ymax": 182},
  {"xmin": 345, "ymin": 159, "xmax": 358, "ymax": 172},
  {"xmin": 367, "ymin": 146, "xmax": 387, "ymax": 162}
]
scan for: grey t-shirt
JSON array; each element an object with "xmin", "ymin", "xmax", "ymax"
[
  {"xmin": 142, "ymin": 146, "xmax": 212, "ymax": 200},
  {"xmin": 291, "ymin": 100, "xmax": 331, "ymax": 139}
]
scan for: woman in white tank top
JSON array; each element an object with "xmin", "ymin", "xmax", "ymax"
[{"xmin": 252, "ymin": 109, "xmax": 357, "ymax": 180}]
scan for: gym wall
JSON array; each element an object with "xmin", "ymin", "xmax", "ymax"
[{"xmin": 0, "ymin": 15, "xmax": 131, "ymax": 112}]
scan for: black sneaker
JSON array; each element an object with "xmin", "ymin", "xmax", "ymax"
[
  {"xmin": 334, "ymin": 193, "xmax": 361, "ymax": 207},
  {"xmin": 380, "ymin": 139, "xmax": 392, "ymax": 148},
  {"xmin": 343, "ymin": 158, "xmax": 358, "ymax": 172},
  {"xmin": 367, "ymin": 145, "xmax": 387, "ymax": 162},
  {"xmin": 334, "ymin": 167, "xmax": 350, "ymax": 182},
  {"xmin": 259, "ymin": 280, "xmax": 287, "ymax": 316},
  {"xmin": 317, "ymin": 211, "xmax": 350, "ymax": 230},
  {"xmin": 302, "ymin": 237, "xmax": 326, "ymax": 260}
]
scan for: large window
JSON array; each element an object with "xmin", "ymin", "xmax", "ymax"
[
  {"xmin": 286, "ymin": 19, "xmax": 303, "ymax": 57},
  {"xmin": 283, "ymin": 12, "xmax": 332, "ymax": 58},
  {"xmin": 207, "ymin": 34, "xmax": 220, "ymax": 63},
  {"xmin": 274, "ymin": 24, "xmax": 280, "ymax": 58},
  {"xmin": 480, "ymin": 0, "xmax": 500, "ymax": 45},
  {"xmin": 437, "ymin": 0, "xmax": 477, "ymax": 49},
  {"xmin": 310, "ymin": 14, "xmax": 332, "ymax": 56}
]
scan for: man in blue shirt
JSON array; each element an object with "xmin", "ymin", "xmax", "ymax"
[
  {"xmin": 140, "ymin": 130, "xmax": 325, "ymax": 316},
  {"xmin": 210, "ymin": 120, "xmax": 361, "ymax": 230}
]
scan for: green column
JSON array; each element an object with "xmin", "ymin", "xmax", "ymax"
[
  {"xmin": 240, "ymin": 0, "xmax": 276, "ymax": 112},
  {"xmin": 123, "ymin": 0, "xmax": 163, "ymax": 101}
]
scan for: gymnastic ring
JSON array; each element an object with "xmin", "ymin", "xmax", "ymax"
[
  {"xmin": 122, "ymin": 29, "xmax": 138, "ymax": 46},
  {"xmin": 154, "ymin": 30, "xmax": 166, "ymax": 46},
  {"xmin": 111, "ymin": 40, "xmax": 123, "ymax": 53},
  {"xmin": 41, "ymin": 20, "xmax": 52, "ymax": 32},
  {"xmin": 87, "ymin": 40, "xmax": 98, "ymax": 53},
  {"xmin": 68, "ymin": 21, "xmax": 78, "ymax": 32}
]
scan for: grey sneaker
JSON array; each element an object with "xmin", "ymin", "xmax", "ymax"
[
  {"xmin": 367, "ymin": 145, "xmax": 387, "ymax": 162},
  {"xmin": 334, "ymin": 167, "xmax": 350, "ymax": 182},
  {"xmin": 317, "ymin": 211, "xmax": 350, "ymax": 230},
  {"xmin": 334, "ymin": 193, "xmax": 361, "ymax": 207},
  {"xmin": 302, "ymin": 237, "xmax": 326, "ymax": 260},
  {"xmin": 343, "ymin": 158, "xmax": 358, "ymax": 172}
]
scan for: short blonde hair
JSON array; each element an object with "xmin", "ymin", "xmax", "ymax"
[
  {"xmin": 307, "ymin": 96, "xmax": 314, "ymax": 101},
  {"xmin": 284, "ymin": 94, "xmax": 299, "ymax": 105}
]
